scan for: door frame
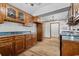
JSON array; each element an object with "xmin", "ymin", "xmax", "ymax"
[{"xmin": 50, "ymin": 22, "xmax": 60, "ymax": 38}]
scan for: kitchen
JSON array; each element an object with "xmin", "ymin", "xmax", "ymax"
[
  {"xmin": 0, "ymin": 3, "xmax": 79, "ymax": 56},
  {"xmin": 0, "ymin": 3, "xmax": 39, "ymax": 56}
]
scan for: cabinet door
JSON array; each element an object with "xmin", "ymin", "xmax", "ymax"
[
  {"xmin": 0, "ymin": 3, "xmax": 6, "ymax": 23},
  {"xmin": 32, "ymin": 36, "xmax": 37, "ymax": 46},
  {"xmin": 15, "ymin": 39, "xmax": 25, "ymax": 55},
  {"xmin": 25, "ymin": 35, "xmax": 32, "ymax": 49},
  {"xmin": 0, "ymin": 42, "xmax": 14, "ymax": 56},
  {"xmin": 26, "ymin": 39, "xmax": 32, "ymax": 49},
  {"xmin": 24, "ymin": 14, "xmax": 32, "ymax": 26}
]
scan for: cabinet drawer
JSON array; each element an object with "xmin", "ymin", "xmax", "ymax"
[
  {"xmin": 26, "ymin": 35, "xmax": 32, "ymax": 40},
  {"xmin": 0, "ymin": 37, "xmax": 13, "ymax": 43},
  {"xmin": 15, "ymin": 35, "xmax": 25, "ymax": 40}
]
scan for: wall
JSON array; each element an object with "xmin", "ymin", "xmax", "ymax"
[
  {"xmin": 40, "ymin": 11, "xmax": 69, "ymax": 38},
  {"xmin": 43, "ymin": 20, "xmax": 69, "ymax": 38},
  {"xmin": 70, "ymin": 24, "xmax": 79, "ymax": 31},
  {"xmin": 0, "ymin": 22, "xmax": 36, "ymax": 34}
]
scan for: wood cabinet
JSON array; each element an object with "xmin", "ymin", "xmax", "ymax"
[
  {"xmin": 0, "ymin": 42, "xmax": 14, "ymax": 56},
  {"xmin": 5, "ymin": 4, "xmax": 24, "ymax": 24},
  {"xmin": 24, "ymin": 13, "xmax": 32, "ymax": 26},
  {"xmin": 31, "ymin": 35, "xmax": 37, "ymax": 45},
  {"xmin": 0, "ymin": 3, "xmax": 33, "ymax": 25},
  {"xmin": 0, "ymin": 37, "xmax": 14, "ymax": 56},
  {"xmin": 14, "ymin": 35, "xmax": 26, "ymax": 55},
  {"xmin": 62, "ymin": 40, "xmax": 79, "ymax": 56},
  {"xmin": 25, "ymin": 34, "xmax": 37, "ymax": 49},
  {"xmin": 0, "ymin": 34, "xmax": 37, "ymax": 56},
  {"xmin": 32, "ymin": 16, "xmax": 38, "ymax": 22},
  {"xmin": 25, "ymin": 34, "xmax": 32, "ymax": 49},
  {"xmin": 0, "ymin": 3, "xmax": 6, "ymax": 23}
]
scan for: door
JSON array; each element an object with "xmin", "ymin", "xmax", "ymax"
[
  {"xmin": 50, "ymin": 23, "xmax": 59, "ymax": 38},
  {"xmin": 36, "ymin": 23, "xmax": 43, "ymax": 41}
]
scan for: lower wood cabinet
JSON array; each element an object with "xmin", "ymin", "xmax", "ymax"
[
  {"xmin": 0, "ymin": 37, "xmax": 14, "ymax": 56},
  {"xmin": 25, "ymin": 34, "xmax": 37, "ymax": 49},
  {"xmin": 26, "ymin": 39, "xmax": 32, "ymax": 49},
  {"xmin": 15, "ymin": 39, "xmax": 25, "ymax": 55},
  {"xmin": 25, "ymin": 35, "xmax": 32, "ymax": 49},
  {"xmin": 0, "ymin": 42, "xmax": 14, "ymax": 56},
  {"xmin": 62, "ymin": 40, "xmax": 79, "ymax": 56},
  {"xmin": 0, "ymin": 34, "xmax": 37, "ymax": 56},
  {"xmin": 32, "ymin": 36, "xmax": 37, "ymax": 45}
]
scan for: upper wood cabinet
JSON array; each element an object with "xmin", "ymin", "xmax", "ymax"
[
  {"xmin": 0, "ymin": 3, "xmax": 33, "ymax": 25},
  {"xmin": 32, "ymin": 16, "xmax": 38, "ymax": 22},
  {"xmin": 5, "ymin": 4, "xmax": 25, "ymax": 23},
  {"xmin": 0, "ymin": 3, "xmax": 6, "ymax": 23},
  {"xmin": 24, "ymin": 13, "xmax": 32, "ymax": 26},
  {"xmin": 5, "ymin": 4, "xmax": 18, "ymax": 22}
]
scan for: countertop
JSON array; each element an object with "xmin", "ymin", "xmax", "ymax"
[
  {"xmin": 0, "ymin": 33, "xmax": 29, "ymax": 38},
  {"xmin": 61, "ymin": 35, "xmax": 79, "ymax": 41},
  {"xmin": 0, "ymin": 31, "xmax": 31, "ymax": 38}
]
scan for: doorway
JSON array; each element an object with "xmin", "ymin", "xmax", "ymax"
[
  {"xmin": 36, "ymin": 22, "xmax": 43, "ymax": 41},
  {"xmin": 50, "ymin": 23, "xmax": 60, "ymax": 38}
]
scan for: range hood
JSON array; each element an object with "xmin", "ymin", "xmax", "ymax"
[{"xmin": 67, "ymin": 3, "xmax": 79, "ymax": 26}]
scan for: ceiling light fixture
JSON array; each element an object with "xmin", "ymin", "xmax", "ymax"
[{"xmin": 25, "ymin": 3, "xmax": 41, "ymax": 6}]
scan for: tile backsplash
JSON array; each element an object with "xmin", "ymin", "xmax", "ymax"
[{"xmin": 0, "ymin": 22, "xmax": 36, "ymax": 34}]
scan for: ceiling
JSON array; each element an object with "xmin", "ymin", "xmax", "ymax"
[
  {"xmin": 9, "ymin": 3, "xmax": 47, "ymax": 15},
  {"xmin": 9, "ymin": 3, "xmax": 70, "ymax": 17}
]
